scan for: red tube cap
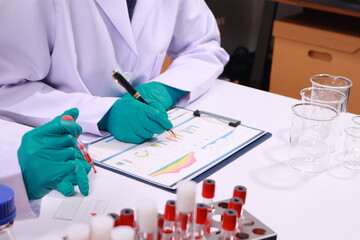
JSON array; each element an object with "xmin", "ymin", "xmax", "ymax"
[
  {"xmin": 202, "ymin": 179, "xmax": 215, "ymax": 199},
  {"xmin": 163, "ymin": 200, "xmax": 176, "ymax": 222},
  {"xmin": 228, "ymin": 197, "xmax": 243, "ymax": 218},
  {"xmin": 233, "ymin": 185, "xmax": 247, "ymax": 204},
  {"xmin": 222, "ymin": 209, "xmax": 237, "ymax": 231},
  {"xmin": 196, "ymin": 203, "xmax": 208, "ymax": 225},
  {"xmin": 117, "ymin": 208, "xmax": 135, "ymax": 227}
]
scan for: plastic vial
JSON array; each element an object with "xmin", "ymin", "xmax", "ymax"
[{"xmin": 0, "ymin": 185, "xmax": 16, "ymax": 240}]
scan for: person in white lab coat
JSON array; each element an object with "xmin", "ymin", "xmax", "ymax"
[
  {"xmin": 0, "ymin": 0, "xmax": 229, "ymax": 143},
  {"xmin": 0, "ymin": 109, "xmax": 90, "ymax": 220}
]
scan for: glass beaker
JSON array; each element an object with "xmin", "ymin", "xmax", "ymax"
[
  {"xmin": 289, "ymin": 102, "xmax": 338, "ymax": 173},
  {"xmin": 300, "ymin": 87, "xmax": 345, "ymax": 141},
  {"xmin": 342, "ymin": 127, "xmax": 360, "ymax": 171},
  {"xmin": 310, "ymin": 74, "xmax": 352, "ymax": 113},
  {"xmin": 351, "ymin": 115, "xmax": 360, "ymax": 127}
]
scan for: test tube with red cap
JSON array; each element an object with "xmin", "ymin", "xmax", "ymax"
[
  {"xmin": 157, "ymin": 213, "xmax": 164, "ymax": 240},
  {"xmin": 175, "ymin": 180, "xmax": 197, "ymax": 239},
  {"xmin": 202, "ymin": 179, "xmax": 215, "ymax": 209},
  {"xmin": 233, "ymin": 186, "xmax": 246, "ymax": 205},
  {"xmin": 116, "ymin": 208, "xmax": 136, "ymax": 228},
  {"xmin": 161, "ymin": 200, "xmax": 176, "ymax": 240},
  {"xmin": 233, "ymin": 186, "xmax": 247, "ymax": 224},
  {"xmin": 220, "ymin": 209, "xmax": 237, "ymax": 240},
  {"xmin": 136, "ymin": 199, "xmax": 158, "ymax": 240},
  {"xmin": 193, "ymin": 203, "xmax": 208, "ymax": 239},
  {"xmin": 61, "ymin": 115, "xmax": 97, "ymax": 173},
  {"xmin": 227, "ymin": 197, "xmax": 243, "ymax": 230}
]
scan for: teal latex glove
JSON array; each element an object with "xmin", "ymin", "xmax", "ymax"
[
  {"xmin": 18, "ymin": 108, "xmax": 82, "ymax": 200},
  {"xmin": 123, "ymin": 82, "xmax": 188, "ymax": 111},
  {"xmin": 98, "ymin": 97, "xmax": 173, "ymax": 143},
  {"xmin": 56, "ymin": 150, "xmax": 91, "ymax": 196}
]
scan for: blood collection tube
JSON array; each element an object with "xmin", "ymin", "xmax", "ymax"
[
  {"xmin": 90, "ymin": 215, "xmax": 115, "ymax": 240},
  {"xmin": 233, "ymin": 186, "xmax": 247, "ymax": 225},
  {"xmin": 158, "ymin": 213, "xmax": 164, "ymax": 240},
  {"xmin": 202, "ymin": 179, "xmax": 215, "ymax": 209},
  {"xmin": 108, "ymin": 213, "xmax": 120, "ymax": 227},
  {"xmin": 193, "ymin": 203, "xmax": 208, "ymax": 239},
  {"xmin": 233, "ymin": 186, "xmax": 246, "ymax": 205},
  {"xmin": 61, "ymin": 115, "xmax": 97, "ymax": 173},
  {"xmin": 136, "ymin": 199, "xmax": 158, "ymax": 240},
  {"xmin": 116, "ymin": 208, "xmax": 136, "ymax": 228},
  {"xmin": 220, "ymin": 209, "xmax": 237, "ymax": 240},
  {"xmin": 175, "ymin": 180, "xmax": 197, "ymax": 239},
  {"xmin": 161, "ymin": 200, "xmax": 176, "ymax": 240},
  {"xmin": 227, "ymin": 197, "xmax": 243, "ymax": 229},
  {"xmin": 111, "ymin": 226, "xmax": 135, "ymax": 240}
]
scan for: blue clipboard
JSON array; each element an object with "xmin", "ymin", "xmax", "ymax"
[{"xmin": 90, "ymin": 108, "xmax": 272, "ymax": 193}]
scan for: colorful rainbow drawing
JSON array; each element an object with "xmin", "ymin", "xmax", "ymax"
[{"xmin": 149, "ymin": 152, "xmax": 196, "ymax": 177}]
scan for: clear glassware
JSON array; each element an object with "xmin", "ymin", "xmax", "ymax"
[
  {"xmin": 343, "ymin": 127, "xmax": 360, "ymax": 171},
  {"xmin": 310, "ymin": 74, "xmax": 352, "ymax": 113},
  {"xmin": 289, "ymin": 102, "xmax": 338, "ymax": 173}
]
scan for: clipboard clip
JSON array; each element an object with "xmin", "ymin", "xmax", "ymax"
[{"xmin": 193, "ymin": 110, "xmax": 241, "ymax": 127}]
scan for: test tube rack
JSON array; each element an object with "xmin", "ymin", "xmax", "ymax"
[{"xmin": 207, "ymin": 198, "xmax": 277, "ymax": 240}]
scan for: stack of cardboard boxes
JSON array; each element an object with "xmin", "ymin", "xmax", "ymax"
[{"xmin": 270, "ymin": 10, "xmax": 360, "ymax": 114}]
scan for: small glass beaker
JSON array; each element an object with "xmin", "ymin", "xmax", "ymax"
[
  {"xmin": 351, "ymin": 115, "xmax": 360, "ymax": 127},
  {"xmin": 343, "ymin": 127, "xmax": 360, "ymax": 171},
  {"xmin": 310, "ymin": 74, "xmax": 352, "ymax": 113},
  {"xmin": 300, "ymin": 87, "xmax": 345, "ymax": 141},
  {"xmin": 289, "ymin": 102, "xmax": 338, "ymax": 173}
]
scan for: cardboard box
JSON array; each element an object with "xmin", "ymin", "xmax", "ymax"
[{"xmin": 269, "ymin": 11, "xmax": 360, "ymax": 114}]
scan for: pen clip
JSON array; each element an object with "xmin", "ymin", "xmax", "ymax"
[{"xmin": 193, "ymin": 110, "xmax": 241, "ymax": 127}]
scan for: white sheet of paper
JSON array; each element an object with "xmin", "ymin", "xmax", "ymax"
[{"xmin": 89, "ymin": 108, "xmax": 266, "ymax": 189}]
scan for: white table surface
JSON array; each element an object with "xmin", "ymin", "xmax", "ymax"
[{"xmin": 13, "ymin": 80, "xmax": 360, "ymax": 240}]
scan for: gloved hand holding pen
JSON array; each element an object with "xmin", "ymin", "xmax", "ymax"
[
  {"xmin": 17, "ymin": 108, "xmax": 90, "ymax": 200},
  {"xmin": 98, "ymin": 82, "xmax": 188, "ymax": 144},
  {"xmin": 98, "ymin": 97, "xmax": 173, "ymax": 144}
]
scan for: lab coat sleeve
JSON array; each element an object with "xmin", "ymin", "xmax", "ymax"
[
  {"xmin": 152, "ymin": 0, "xmax": 229, "ymax": 106},
  {"xmin": 0, "ymin": 120, "xmax": 41, "ymax": 220},
  {"xmin": 0, "ymin": 0, "xmax": 117, "ymax": 135}
]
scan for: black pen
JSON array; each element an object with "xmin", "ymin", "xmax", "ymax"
[{"xmin": 111, "ymin": 69, "xmax": 176, "ymax": 137}]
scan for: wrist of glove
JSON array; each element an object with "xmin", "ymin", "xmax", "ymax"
[
  {"xmin": 98, "ymin": 97, "xmax": 173, "ymax": 144},
  {"xmin": 18, "ymin": 108, "xmax": 83, "ymax": 200}
]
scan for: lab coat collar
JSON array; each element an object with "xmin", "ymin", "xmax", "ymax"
[
  {"xmin": 131, "ymin": 0, "xmax": 156, "ymax": 42},
  {"xmin": 94, "ymin": 0, "xmax": 156, "ymax": 56},
  {"xmin": 95, "ymin": 0, "xmax": 138, "ymax": 55}
]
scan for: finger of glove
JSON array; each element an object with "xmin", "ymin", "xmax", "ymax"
[
  {"xmin": 60, "ymin": 108, "xmax": 80, "ymax": 121},
  {"xmin": 43, "ymin": 159, "xmax": 76, "ymax": 179},
  {"xmin": 115, "ymin": 118, "xmax": 149, "ymax": 143},
  {"xmin": 142, "ymin": 104, "xmax": 173, "ymax": 130},
  {"xmin": 121, "ymin": 92, "xmax": 132, "ymax": 99},
  {"xmin": 75, "ymin": 160, "xmax": 89, "ymax": 196},
  {"xmin": 135, "ymin": 105, "xmax": 167, "ymax": 135},
  {"xmin": 75, "ymin": 150, "xmax": 91, "ymax": 174},
  {"xmin": 39, "ymin": 147, "xmax": 77, "ymax": 162},
  {"xmin": 40, "ymin": 117, "xmax": 82, "ymax": 137},
  {"xmin": 129, "ymin": 115, "xmax": 154, "ymax": 140},
  {"xmin": 41, "ymin": 134, "xmax": 78, "ymax": 148},
  {"xmin": 55, "ymin": 178, "xmax": 75, "ymax": 196},
  {"xmin": 28, "ymin": 160, "xmax": 76, "ymax": 198},
  {"xmin": 146, "ymin": 99, "xmax": 167, "ymax": 113}
]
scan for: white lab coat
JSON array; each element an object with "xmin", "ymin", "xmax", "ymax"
[
  {"xmin": 0, "ymin": 119, "xmax": 40, "ymax": 220},
  {"xmin": 0, "ymin": 0, "xmax": 228, "ymax": 135}
]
